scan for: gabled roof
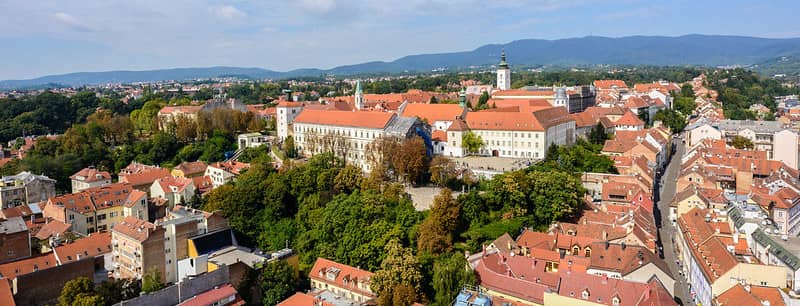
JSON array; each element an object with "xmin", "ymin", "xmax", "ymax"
[
  {"xmin": 34, "ymin": 219, "xmax": 71, "ymax": 240},
  {"xmin": 69, "ymin": 167, "xmax": 111, "ymax": 183},
  {"xmin": 716, "ymin": 284, "xmax": 786, "ymax": 306},
  {"xmin": 556, "ymin": 271, "xmax": 676, "ymax": 306},
  {"xmin": 310, "ymin": 258, "xmax": 375, "ymax": 298},
  {"xmin": 615, "ymin": 111, "xmax": 645, "ymax": 127},
  {"xmin": 588, "ymin": 242, "xmax": 671, "ymax": 278}
]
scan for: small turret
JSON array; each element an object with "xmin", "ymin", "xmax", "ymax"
[{"xmin": 354, "ymin": 80, "xmax": 364, "ymax": 110}]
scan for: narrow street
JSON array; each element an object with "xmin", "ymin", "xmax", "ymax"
[{"xmin": 654, "ymin": 134, "xmax": 691, "ymax": 305}]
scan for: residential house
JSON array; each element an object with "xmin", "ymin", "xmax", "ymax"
[
  {"xmin": 309, "ymin": 258, "xmax": 375, "ymax": 305},
  {"xmin": 111, "ymin": 216, "xmax": 166, "ymax": 282},
  {"xmin": 0, "ymin": 172, "xmax": 56, "ymax": 209},
  {"xmin": 206, "ymin": 161, "xmax": 250, "ymax": 188},
  {"xmin": 70, "ymin": 167, "xmax": 112, "ymax": 193},
  {"xmin": 0, "ymin": 232, "xmax": 111, "ymax": 305},
  {"xmin": 150, "ymin": 176, "xmax": 196, "ymax": 209},
  {"xmin": 119, "ymin": 167, "xmax": 172, "ymax": 193},
  {"xmin": 0, "ymin": 217, "xmax": 30, "ymax": 264},
  {"xmin": 44, "ymin": 183, "xmax": 148, "ymax": 235},
  {"xmin": 171, "ymin": 161, "xmax": 208, "ymax": 178},
  {"xmin": 675, "ymin": 208, "xmax": 789, "ymax": 306}
]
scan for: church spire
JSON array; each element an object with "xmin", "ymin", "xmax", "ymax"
[
  {"xmin": 498, "ymin": 49, "xmax": 509, "ymax": 69},
  {"xmin": 354, "ymin": 80, "xmax": 364, "ymax": 110}
]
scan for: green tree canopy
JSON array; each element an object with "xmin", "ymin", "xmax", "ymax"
[{"xmin": 461, "ymin": 131, "xmax": 483, "ymax": 155}]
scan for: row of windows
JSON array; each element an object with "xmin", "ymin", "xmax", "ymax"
[
  {"xmin": 473, "ymin": 130, "xmax": 542, "ymax": 139},
  {"xmin": 296, "ymin": 125, "xmax": 380, "ymax": 139}
]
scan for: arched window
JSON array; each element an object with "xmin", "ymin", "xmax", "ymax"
[{"xmin": 584, "ymin": 247, "xmax": 592, "ymax": 257}]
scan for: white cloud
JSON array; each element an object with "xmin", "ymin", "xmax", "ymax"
[
  {"xmin": 213, "ymin": 5, "xmax": 246, "ymax": 20},
  {"xmin": 51, "ymin": 12, "xmax": 92, "ymax": 32}
]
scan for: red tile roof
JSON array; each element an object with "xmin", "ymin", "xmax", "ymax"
[
  {"xmin": 209, "ymin": 161, "xmax": 250, "ymax": 176},
  {"xmin": 70, "ymin": 167, "xmax": 111, "ymax": 183},
  {"xmin": 401, "ymin": 103, "xmax": 464, "ymax": 123},
  {"xmin": 54, "ymin": 232, "xmax": 112, "ymax": 264},
  {"xmin": 594, "ymin": 80, "xmax": 628, "ymax": 89},
  {"xmin": 34, "ymin": 219, "xmax": 72, "ymax": 240},
  {"xmin": 556, "ymin": 272, "xmax": 676, "ymax": 306},
  {"xmin": 159, "ymin": 105, "xmax": 202, "ymax": 114},
  {"xmin": 277, "ymin": 292, "xmax": 335, "ymax": 306},
  {"xmin": 173, "ymin": 161, "xmax": 208, "ymax": 176},
  {"xmin": 112, "ymin": 216, "xmax": 160, "ymax": 242},
  {"xmin": 293, "ymin": 109, "xmax": 395, "ymax": 129},
  {"xmin": 615, "ymin": 111, "xmax": 645, "ymax": 127},
  {"xmin": 465, "ymin": 106, "xmax": 573, "ymax": 132},
  {"xmin": 716, "ymin": 284, "xmax": 785, "ymax": 306},
  {"xmin": 119, "ymin": 168, "xmax": 171, "ymax": 187},
  {"xmin": 310, "ymin": 258, "xmax": 375, "ymax": 298},
  {"xmin": 178, "ymin": 283, "xmax": 244, "ymax": 306},
  {"xmin": 474, "ymin": 252, "xmax": 555, "ymax": 304},
  {"xmin": 155, "ymin": 176, "xmax": 193, "ymax": 194}
]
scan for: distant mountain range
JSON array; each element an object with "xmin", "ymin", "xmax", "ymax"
[{"xmin": 3, "ymin": 34, "xmax": 800, "ymax": 90}]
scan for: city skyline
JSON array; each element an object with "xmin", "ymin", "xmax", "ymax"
[{"xmin": 1, "ymin": 0, "xmax": 800, "ymax": 80}]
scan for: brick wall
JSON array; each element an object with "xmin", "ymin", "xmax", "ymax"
[{"xmin": 13, "ymin": 258, "xmax": 95, "ymax": 306}]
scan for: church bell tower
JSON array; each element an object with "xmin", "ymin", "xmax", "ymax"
[{"xmin": 496, "ymin": 50, "xmax": 511, "ymax": 90}]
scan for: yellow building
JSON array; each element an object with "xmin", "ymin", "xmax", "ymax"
[{"xmin": 43, "ymin": 183, "xmax": 148, "ymax": 235}]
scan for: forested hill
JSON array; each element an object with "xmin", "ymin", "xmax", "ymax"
[{"xmin": 3, "ymin": 34, "xmax": 800, "ymax": 89}]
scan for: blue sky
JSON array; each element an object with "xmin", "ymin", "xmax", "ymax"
[{"xmin": 1, "ymin": 0, "xmax": 799, "ymax": 80}]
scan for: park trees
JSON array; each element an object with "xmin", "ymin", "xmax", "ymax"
[
  {"xmin": 372, "ymin": 239, "xmax": 425, "ymax": 305},
  {"xmin": 392, "ymin": 137, "xmax": 428, "ymax": 185},
  {"xmin": 432, "ymin": 254, "xmax": 475, "ymax": 306},
  {"xmin": 418, "ymin": 188, "xmax": 461, "ymax": 255},
  {"xmin": 258, "ymin": 260, "xmax": 299, "ymax": 306}
]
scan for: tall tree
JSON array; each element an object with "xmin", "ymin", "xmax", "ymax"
[
  {"xmin": 432, "ymin": 253, "xmax": 476, "ymax": 306},
  {"xmin": 58, "ymin": 277, "xmax": 95, "ymax": 306},
  {"xmin": 418, "ymin": 188, "xmax": 461, "ymax": 255},
  {"xmin": 258, "ymin": 260, "xmax": 299, "ymax": 306},
  {"xmin": 392, "ymin": 137, "xmax": 428, "ymax": 184},
  {"xmin": 372, "ymin": 239, "xmax": 425, "ymax": 305},
  {"xmin": 283, "ymin": 135, "xmax": 297, "ymax": 158},
  {"xmin": 588, "ymin": 122, "xmax": 609, "ymax": 145}
]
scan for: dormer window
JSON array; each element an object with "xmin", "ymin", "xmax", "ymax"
[
  {"xmin": 612, "ymin": 296, "xmax": 620, "ymax": 306},
  {"xmin": 582, "ymin": 289, "xmax": 590, "ymax": 300}
]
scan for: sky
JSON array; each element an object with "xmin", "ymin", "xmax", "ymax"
[{"xmin": 1, "ymin": 0, "xmax": 799, "ymax": 80}]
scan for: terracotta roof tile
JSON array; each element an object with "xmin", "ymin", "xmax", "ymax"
[
  {"xmin": 309, "ymin": 258, "xmax": 375, "ymax": 298},
  {"xmin": 401, "ymin": 103, "xmax": 464, "ymax": 123},
  {"xmin": 294, "ymin": 109, "xmax": 396, "ymax": 129},
  {"xmin": 70, "ymin": 167, "xmax": 111, "ymax": 183}
]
